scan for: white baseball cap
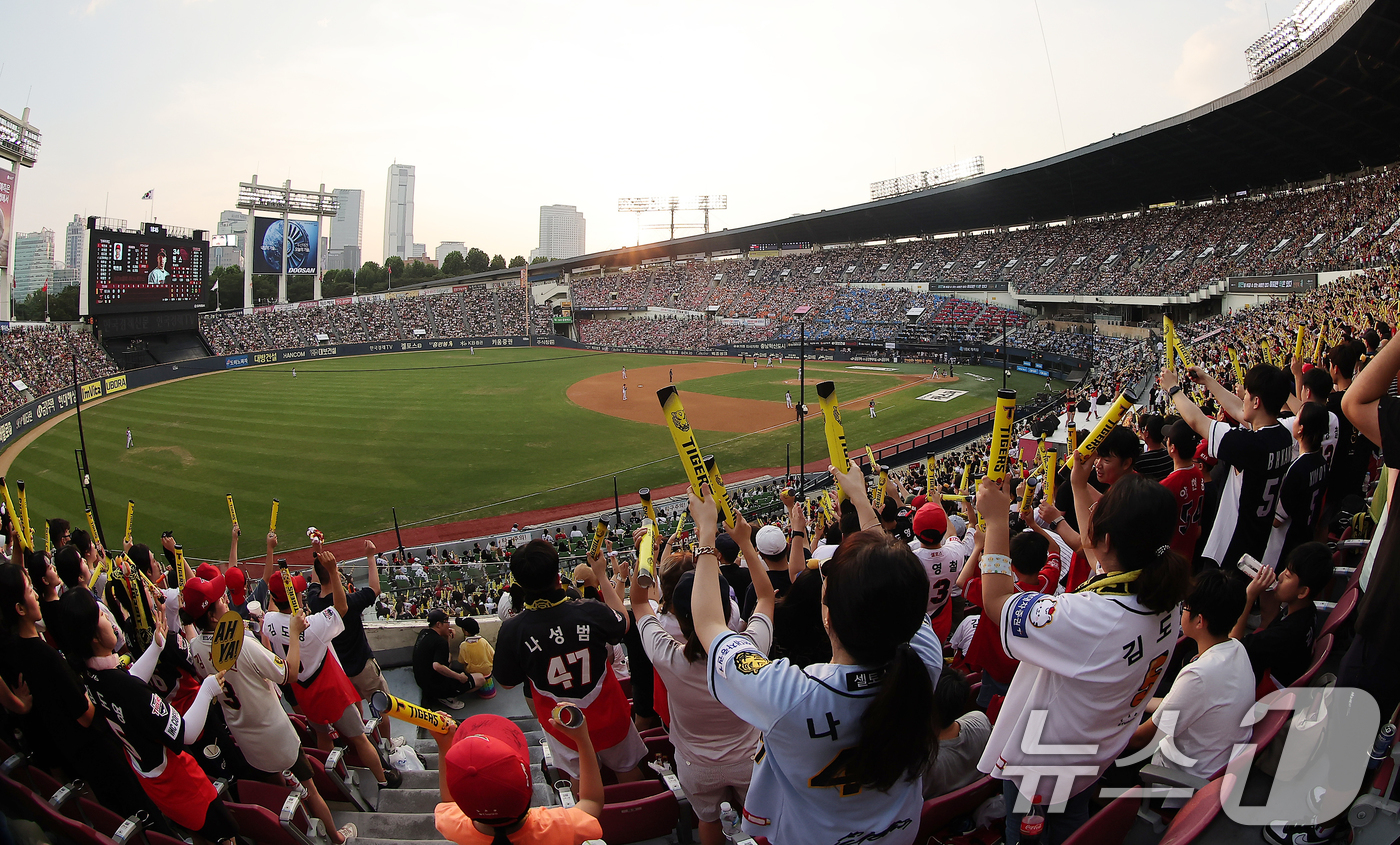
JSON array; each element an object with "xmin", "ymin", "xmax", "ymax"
[{"xmin": 755, "ymin": 525, "xmax": 789, "ymax": 556}]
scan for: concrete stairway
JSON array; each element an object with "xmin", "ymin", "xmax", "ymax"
[{"xmin": 331, "ymin": 717, "xmax": 555, "ymax": 845}]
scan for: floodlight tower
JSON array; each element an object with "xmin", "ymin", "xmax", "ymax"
[
  {"xmin": 236, "ymin": 176, "xmax": 338, "ymax": 309},
  {"xmin": 617, "ymin": 196, "xmax": 728, "ymax": 245},
  {"xmin": 0, "ymin": 107, "xmax": 42, "ymax": 322}
]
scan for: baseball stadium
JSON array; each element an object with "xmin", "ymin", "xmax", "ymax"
[{"xmin": 2, "ymin": 1, "xmax": 1400, "ymax": 844}]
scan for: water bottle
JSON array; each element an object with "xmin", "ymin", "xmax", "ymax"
[
  {"xmin": 1019, "ymin": 795, "xmax": 1045, "ymax": 845},
  {"xmin": 719, "ymin": 801, "xmax": 743, "ymax": 841}
]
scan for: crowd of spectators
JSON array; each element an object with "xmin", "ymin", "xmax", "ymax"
[{"xmin": 0, "ymin": 324, "xmax": 119, "ymax": 414}]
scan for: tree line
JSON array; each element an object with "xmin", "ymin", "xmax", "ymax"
[{"xmin": 207, "ymin": 248, "xmax": 529, "ymax": 309}]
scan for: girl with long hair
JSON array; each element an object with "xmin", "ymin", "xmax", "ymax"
[
  {"xmin": 688, "ymin": 463, "xmax": 940, "ymax": 845},
  {"xmin": 974, "ymin": 461, "xmax": 1191, "ymax": 844}
]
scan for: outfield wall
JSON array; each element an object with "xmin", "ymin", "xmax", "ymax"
[{"xmin": 0, "ymin": 333, "xmax": 1086, "ymax": 454}]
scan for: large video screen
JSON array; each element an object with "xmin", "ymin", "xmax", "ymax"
[
  {"xmin": 252, "ymin": 217, "xmax": 319, "ymax": 276},
  {"xmin": 88, "ymin": 223, "xmax": 209, "ymax": 314}
]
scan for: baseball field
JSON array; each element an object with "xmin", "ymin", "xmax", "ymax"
[{"xmin": 0, "ymin": 347, "xmax": 1058, "ymax": 560}]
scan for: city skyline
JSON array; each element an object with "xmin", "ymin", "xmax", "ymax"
[{"xmin": 4, "ymin": 1, "xmax": 1282, "ymax": 266}]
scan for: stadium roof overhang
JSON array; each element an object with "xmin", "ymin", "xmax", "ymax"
[{"xmin": 448, "ymin": 0, "xmax": 1400, "ymax": 287}]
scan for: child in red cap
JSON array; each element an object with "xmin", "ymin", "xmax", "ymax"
[{"xmin": 433, "ymin": 712, "xmax": 602, "ymax": 844}]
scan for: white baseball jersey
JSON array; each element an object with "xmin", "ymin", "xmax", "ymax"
[
  {"xmin": 263, "ymin": 606, "xmax": 344, "ymax": 682},
  {"xmin": 912, "ymin": 534, "xmax": 970, "ymax": 614},
  {"xmin": 187, "ymin": 630, "xmax": 300, "ymax": 773},
  {"xmin": 979, "ymin": 582, "xmax": 1181, "ymax": 803},
  {"xmin": 708, "ymin": 620, "xmax": 942, "ymax": 845}
]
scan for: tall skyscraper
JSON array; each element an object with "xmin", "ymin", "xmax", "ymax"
[
  {"xmin": 330, "ymin": 188, "xmax": 363, "ymax": 271},
  {"xmin": 532, "ymin": 204, "xmax": 586, "ymax": 262},
  {"xmin": 64, "ymin": 214, "xmax": 84, "ymax": 272},
  {"xmin": 13, "ymin": 229, "xmax": 54, "ymax": 299},
  {"xmin": 383, "ymin": 164, "xmax": 415, "ymax": 261},
  {"xmin": 213, "ymin": 210, "xmax": 247, "ymax": 268}
]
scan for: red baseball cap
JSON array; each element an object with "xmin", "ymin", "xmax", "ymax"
[
  {"xmin": 912, "ymin": 502, "xmax": 949, "ymax": 544},
  {"xmin": 267, "ymin": 569, "xmax": 307, "ymax": 609},
  {"xmin": 224, "ymin": 567, "xmax": 247, "ymax": 604},
  {"xmin": 444, "ymin": 714, "xmax": 533, "ymax": 824},
  {"xmin": 195, "ymin": 562, "xmax": 222, "ymax": 581},
  {"xmin": 910, "ymin": 494, "xmax": 929, "ymax": 510},
  {"xmin": 182, "ymin": 574, "xmax": 226, "ymax": 619}
]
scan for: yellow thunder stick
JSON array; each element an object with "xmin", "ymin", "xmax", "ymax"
[
  {"xmin": 656, "ymin": 386, "xmax": 735, "ymax": 527},
  {"xmin": 1227, "ymin": 347, "xmax": 1245, "ymax": 385},
  {"xmin": 277, "ymin": 559, "xmax": 301, "ymax": 617},
  {"xmin": 1294, "ymin": 326, "xmax": 1306, "ymax": 362},
  {"xmin": 1171, "ymin": 331, "xmax": 1195, "ymax": 369},
  {"xmin": 87, "ymin": 556, "xmax": 109, "ymax": 591},
  {"xmin": 173, "ymin": 543, "xmax": 187, "ymax": 589},
  {"xmin": 814, "ymin": 381, "xmax": 851, "ymax": 501},
  {"xmin": 369, "ymin": 691, "xmax": 452, "ymax": 735},
  {"xmin": 1044, "ymin": 447, "xmax": 1058, "ymax": 504},
  {"xmin": 1066, "ymin": 400, "xmax": 1078, "ymax": 454},
  {"xmin": 44, "ymin": 518, "xmax": 50, "ymax": 555},
  {"xmin": 638, "ymin": 488, "xmax": 658, "ymax": 525},
  {"xmin": 635, "ymin": 521, "xmax": 659, "ymax": 589},
  {"xmin": 1070, "ymin": 389, "xmax": 1139, "ymax": 466},
  {"xmin": 85, "ymin": 508, "xmax": 98, "ymax": 543},
  {"xmin": 227, "ymin": 494, "xmax": 238, "ymax": 527},
  {"xmin": 960, "ymin": 462, "xmax": 971, "ymax": 493},
  {"xmin": 1164, "ymin": 316, "xmax": 1177, "ymax": 369},
  {"xmin": 925, "ymin": 458, "xmax": 935, "ymax": 497},
  {"xmin": 124, "ymin": 499, "xmax": 135, "ymax": 546},
  {"xmin": 980, "ymin": 389, "xmax": 1018, "ymax": 531},
  {"xmin": 0, "ymin": 478, "xmax": 30, "ymax": 551},
  {"xmin": 16, "ymin": 481, "xmax": 30, "ymax": 551},
  {"xmin": 1313, "ymin": 328, "xmax": 1326, "ymax": 363},
  {"xmin": 120, "ymin": 555, "xmax": 152, "ymax": 651},
  {"xmin": 942, "ymin": 494, "xmax": 971, "ymax": 502},
  {"xmin": 819, "ymin": 490, "xmax": 836, "ymax": 522},
  {"xmin": 702, "ymin": 455, "xmax": 738, "ymax": 529},
  {"xmin": 587, "ymin": 519, "xmax": 608, "ymax": 558},
  {"xmin": 269, "ymin": 499, "xmax": 280, "ymax": 534}
]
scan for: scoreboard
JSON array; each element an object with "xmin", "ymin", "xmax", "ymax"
[{"xmin": 87, "ymin": 219, "xmax": 208, "ymax": 315}]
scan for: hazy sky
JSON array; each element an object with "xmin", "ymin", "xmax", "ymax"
[{"xmin": 2, "ymin": 0, "xmax": 1284, "ymax": 265}]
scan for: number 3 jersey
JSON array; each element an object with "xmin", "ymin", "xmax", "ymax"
[
  {"xmin": 187, "ymin": 630, "xmax": 301, "ymax": 775},
  {"xmin": 978, "ymin": 580, "xmax": 1182, "ymax": 802},
  {"xmin": 707, "ymin": 618, "xmax": 943, "ymax": 845},
  {"xmin": 493, "ymin": 596, "xmax": 631, "ymax": 751}
]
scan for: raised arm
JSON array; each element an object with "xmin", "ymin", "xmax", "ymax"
[
  {"xmin": 1342, "ymin": 329, "xmax": 1400, "ymax": 446},
  {"xmin": 1069, "ymin": 449, "xmax": 1100, "ymax": 573},
  {"xmin": 785, "ymin": 502, "xmax": 809, "ymax": 581},
  {"xmin": 1193, "ymin": 365, "xmax": 1245, "ymax": 424},
  {"xmin": 588, "ymin": 539, "xmax": 628, "ymax": 627},
  {"xmin": 227, "ymin": 524, "xmax": 240, "ymax": 573},
  {"xmin": 736, "ymin": 511, "xmax": 776, "ymax": 621},
  {"xmin": 316, "ymin": 550, "xmax": 349, "ymax": 619},
  {"xmin": 260, "ymin": 532, "xmax": 277, "ymax": 581},
  {"xmin": 364, "ymin": 540, "xmax": 381, "ymax": 596},
  {"xmin": 1161, "ymin": 367, "xmax": 1214, "ymax": 441},
  {"xmin": 688, "ymin": 485, "xmax": 730, "ymax": 654},
  {"xmin": 972, "ymin": 477, "xmax": 1015, "ymax": 620},
  {"xmin": 831, "ymin": 463, "xmax": 881, "ymax": 532}
]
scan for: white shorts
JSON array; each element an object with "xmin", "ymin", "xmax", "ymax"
[
  {"xmin": 545, "ymin": 722, "xmax": 648, "ymax": 779},
  {"xmin": 676, "ymin": 756, "xmax": 753, "ymax": 822}
]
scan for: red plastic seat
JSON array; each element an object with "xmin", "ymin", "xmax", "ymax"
[
  {"xmin": 0, "ymin": 772, "xmax": 116, "ymax": 845},
  {"xmin": 1159, "ymin": 775, "xmax": 1233, "ymax": 845},
  {"xmin": 1292, "ymin": 633, "xmax": 1333, "ymax": 689},
  {"xmin": 599, "ymin": 780, "xmax": 681, "ymax": 845},
  {"xmin": 1061, "ymin": 792, "xmax": 1140, "ymax": 845},
  {"xmin": 914, "ymin": 775, "xmax": 1001, "ymax": 843},
  {"xmin": 1318, "ymin": 588, "xmax": 1358, "ymax": 639}
]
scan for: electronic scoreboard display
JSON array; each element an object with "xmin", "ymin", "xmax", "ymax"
[{"xmin": 87, "ymin": 220, "xmax": 208, "ymax": 314}]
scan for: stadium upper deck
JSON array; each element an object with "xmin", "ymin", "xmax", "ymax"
[{"xmin": 448, "ymin": 0, "xmax": 1400, "ymax": 284}]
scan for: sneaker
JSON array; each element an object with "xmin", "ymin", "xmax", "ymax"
[
  {"xmin": 385, "ymin": 735, "xmax": 408, "ymax": 750},
  {"xmin": 337, "ymin": 823, "xmax": 358, "ymax": 844},
  {"xmin": 380, "ymin": 765, "xmax": 403, "ymax": 789},
  {"xmin": 1261, "ymin": 822, "xmax": 1348, "ymax": 845},
  {"xmin": 441, "ymin": 697, "xmax": 466, "ymax": 710}
]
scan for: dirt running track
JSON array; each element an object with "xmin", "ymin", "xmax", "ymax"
[{"xmin": 567, "ymin": 361, "xmax": 927, "ymax": 433}]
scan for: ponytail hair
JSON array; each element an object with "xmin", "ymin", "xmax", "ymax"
[
  {"xmin": 822, "ymin": 530, "xmax": 936, "ymax": 792},
  {"xmin": 1086, "ymin": 474, "xmax": 1191, "ymax": 613}
]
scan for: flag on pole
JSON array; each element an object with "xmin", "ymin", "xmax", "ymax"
[{"xmin": 141, "ymin": 190, "xmax": 153, "ymax": 200}]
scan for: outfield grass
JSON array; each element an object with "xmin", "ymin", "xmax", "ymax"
[{"xmin": 3, "ymin": 348, "xmax": 1056, "ymax": 560}]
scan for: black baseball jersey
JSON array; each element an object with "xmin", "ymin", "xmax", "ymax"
[
  {"xmin": 1267, "ymin": 450, "xmax": 1329, "ymax": 568},
  {"xmin": 1203, "ymin": 421, "xmax": 1294, "ymax": 568},
  {"xmin": 84, "ymin": 666, "xmax": 187, "ymax": 776},
  {"xmin": 493, "ymin": 595, "xmax": 626, "ymax": 700}
]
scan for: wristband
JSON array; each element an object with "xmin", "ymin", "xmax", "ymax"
[
  {"xmin": 1050, "ymin": 517, "xmax": 1065, "ymax": 528},
  {"xmin": 1167, "ymin": 385, "xmax": 1182, "ymax": 399},
  {"xmin": 980, "ymin": 553, "xmax": 1014, "ymax": 577},
  {"xmin": 693, "ymin": 546, "xmax": 718, "ymax": 559},
  {"xmin": 791, "ymin": 530, "xmax": 806, "ymax": 538}
]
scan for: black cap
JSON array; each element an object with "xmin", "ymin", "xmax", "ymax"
[
  {"xmin": 715, "ymin": 533, "xmax": 740, "ymax": 563},
  {"xmin": 673, "ymin": 571, "xmax": 731, "ymax": 625},
  {"xmin": 427, "ymin": 608, "xmax": 449, "ymax": 625}
]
